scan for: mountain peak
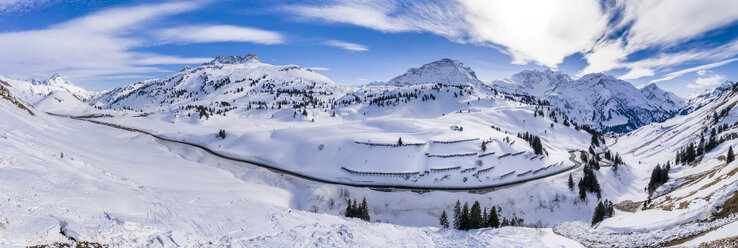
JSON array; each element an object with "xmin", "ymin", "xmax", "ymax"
[
  {"xmin": 32, "ymin": 73, "xmax": 70, "ymax": 86},
  {"xmin": 204, "ymin": 53, "xmax": 261, "ymax": 65},
  {"xmin": 386, "ymin": 58, "xmax": 480, "ymax": 86}
]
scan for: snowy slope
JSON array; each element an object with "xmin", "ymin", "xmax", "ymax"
[
  {"xmin": 0, "ymin": 80, "xmax": 594, "ymax": 247},
  {"xmin": 570, "ymin": 82, "xmax": 738, "ymax": 247},
  {"xmin": 492, "ymin": 70, "xmax": 683, "ymax": 133}
]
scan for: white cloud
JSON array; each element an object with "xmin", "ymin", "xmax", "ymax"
[
  {"xmin": 0, "ymin": 1, "xmax": 204, "ymax": 83},
  {"xmin": 308, "ymin": 67, "xmax": 329, "ymax": 71},
  {"xmin": 158, "ymin": 25, "xmax": 284, "ymax": 44},
  {"xmin": 697, "ymin": 69, "xmax": 710, "ymax": 76},
  {"xmin": 460, "ymin": 0, "xmax": 608, "ymax": 68},
  {"xmin": 582, "ymin": 0, "xmax": 738, "ymax": 78},
  {"xmin": 0, "ymin": 1, "xmax": 286, "ymax": 86},
  {"xmin": 649, "ymin": 58, "xmax": 738, "ymax": 84},
  {"xmin": 289, "ymin": 0, "xmax": 607, "ymax": 68},
  {"xmin": 324, "ymin": 40, "xmax": 368, "ymax": 51},
  {"xmin": 687, "ymin": 75, "xmax": 726, "ymax": 88},
  {"xmin": 287, "ymin": 0, "xmax": 738, "ymax": 82}
]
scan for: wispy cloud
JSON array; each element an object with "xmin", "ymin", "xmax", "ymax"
[
  {"xmin": 687, "ymin": 75, "xmax": 726, "ymax": 88},
  {"xmin": 308, "ymin": 67, "xmax": 330, "ymax": 71},
  {"xmin": 0, "ymin": 1, "xmax": 203, "ymax": 82},
  {"xmin": 649, "ymin": 58, "xmax": 738, "ymax": 84},
  {"xmin": 324, "ymin": 40, "xmax": 368, "ymax": 51},
  {"xmin": 286, "ymin": 0, "xmax": 738, "ymax": 82},
  {"xmin": 158, "ymin": 25, "xmax": 284, "ymax": 44},
  {"xmin": 0, "ymin": 1, "xmax": 285, "ymax": 85}
]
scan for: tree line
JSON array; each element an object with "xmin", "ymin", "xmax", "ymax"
[
  {"xmin": 439, "ymin": 200, "xmax": 525, "ymax": 230},
  {"xmin": 517, "ymin": 132, "xmax": 546, "ymax": 155},
  {"xmin": 345, "ymin": 197, "xmax": 370, "ymax": 221}
]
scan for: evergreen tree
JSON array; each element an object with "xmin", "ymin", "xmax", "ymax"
[
  {"xmin": 360, "ymin": 197, "xmax": 370, "ymax": 221},
  {"xmin": 461, "ymin": 202, "xmax": 470, "ymax": 230},
  {"xmin": 648, "ymin": 165, "xmax": 669, "ymax": 193},
  {"xmin": 398, "ymin": 137, "xmax": 403, "ymax": 146},
  {"xmin": 568, "ymin": 173, "xmax": 575, "ymax": 191},
  {"xmin": 440, "ymin": 211, "xmax": 450, "ymax": 228},
  {"xmin": 470, "ymin": 201, "xmax": 483, "ymax": 229},
  {"xmin": 487, "ymin": 206, "xmax": 500, "ymax": 228},
  {"xmin": 592, "ymin": 201, "xmax": 606, "ymax": 225},
  {"xmin": 481, "ymin": 141, "xmax": 487, "ymax": 152},
  {"xmin": 578, "ymin": 178, "xmax": 587, "ymax": 200},
  {"xmin": 728, "ymin": 146, "xmax": 735, "ymax": 163},
  {"xmin": 345, "ymin": 199, "xmax": 352, "ymax": 218},
  {"xmin": 532, "ymin": 136, "xmax": 543, "ymax": 155},
  {"xmin": 453, "ymin": 200, "xmax": 461, "ymax": 229}
]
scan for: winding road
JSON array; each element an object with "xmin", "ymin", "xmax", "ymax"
[{"xmin": 50, "ymin": 113, "xmax": 584, "ymax": 193}]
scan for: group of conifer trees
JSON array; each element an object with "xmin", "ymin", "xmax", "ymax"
[
  {"xmin": 345, "ymin": 198, "xmax": 370, "ymax": 221},
  {"xmin": 439, "ymin": 200, "xmax": 523, "ymax": 230},
  {"xmin": 517, "ymin": 132, "xmax": 545, "ymax": 155},
  {"xmin": 647, "ymin": 163, "xmax": 670, "ymax": 193},
  {"xmin": 216, "ymin": 129, "xmax": 226, "ymax": 139},
  {"xmin": 591, "ymin": 199, "xmax": 614, "ymax": 225},
  {"xmin": 676, "ymin": 128, "xmax": 727, "ymax": 164},
  {"xmin": 578, "ymin": 161, "xmax": 602, "ymax": 200}
]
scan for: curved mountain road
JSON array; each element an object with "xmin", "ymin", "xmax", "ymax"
[{"xmin": 50, "ymin": 113, "xmax": 584, "ymax": 193}]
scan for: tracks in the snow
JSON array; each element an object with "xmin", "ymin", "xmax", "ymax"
[{"xmin": 49, "ymin": 113, "xmax": 584, "ymax": 193}]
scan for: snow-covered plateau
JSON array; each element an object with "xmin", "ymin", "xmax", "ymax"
[{"xmin": 1, "ymin": 54, "xmax": 737, "ymax": 247}]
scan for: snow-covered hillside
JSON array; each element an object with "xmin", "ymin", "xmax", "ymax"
[
  {"xmin": 0, "ymin": 73, "xmax": 597, "ymax": 247},
  {"xmin": 5, "ymin": 53, "xmax": 737, "ymax": 247},
  {"xmin": 492, "ymin": 70, "xmax": 683, "ymax": 133},
  {"xmin": 578, "ymin": 82, "xmax": 738, "ymax": 247}
]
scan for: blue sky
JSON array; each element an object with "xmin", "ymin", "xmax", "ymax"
[{"xmin": 1, "ymin": 0, "xmax": 738, "ymax": 97}]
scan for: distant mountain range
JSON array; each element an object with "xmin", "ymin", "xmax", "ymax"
[{"xmin": 5, "ymin": 53, "xmax": 735, "ymax": 133}]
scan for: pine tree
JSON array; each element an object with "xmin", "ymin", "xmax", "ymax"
[
  {"xmin": 360, "ymin": 197, "xmax": 370, "ymax": 221},
  {"xmin": 461, "ymin": 202, "xmax": 470, "ymax": 230},
  {"xmin": 728, "ymin": 146, "xmax": 735, "ymax": 163},
  {"xmin": 481, "ymin": 141, "xmax": 487, "ymax": 152},
  {"xmin": 568, "ymin": 173, "xmax": 575, "ymax": 191},
  {"xmin": 487, "ymin": 206, "xmax": 500, "ymax": 228},
  {"xmin": 345, "ymin": 199, "xmax": 353, "ymax": 218},
  {"xmin": 592, "ymin": 201, "xmax": 606, "ymax": 225},
  {"xmin": 578, "ymin": 178, "xmax": 587, "ymax": 200},
  {"xmin": 440, "ymin": 211, "xmax": 449, "ymax": 228},
  {"xmin": 398, "ymin": 137, "xmax": 403, "ymax": 146},
  {"xmin": 470, "ymin": 201, "xmax": 483, "ymax": 229},
  {"xmin": 453, "ymin": 200, "xmax": 461, "ymax": 229}
]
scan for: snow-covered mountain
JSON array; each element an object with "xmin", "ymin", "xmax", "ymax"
[
  {"xmin": 0, "ymin": 73, "xmax": 91, "ymax": 102},
  {"xmin": 639, "ymin": 83, "xmax": 684, "ymax": 113},
  {"xmin": 89, "ymin": 53, "xmax": 351, "ymax": 120},
  {"xmin": 385, "ymin": 58, "xmax": 483, "ymax": 86},
  {"xmin": 492, "ymin": 70, "xmax": 683, "ymax": 133},
  {"xmin": 680, "ymin": 80, "xmax": 735, "ymax": 115}
]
